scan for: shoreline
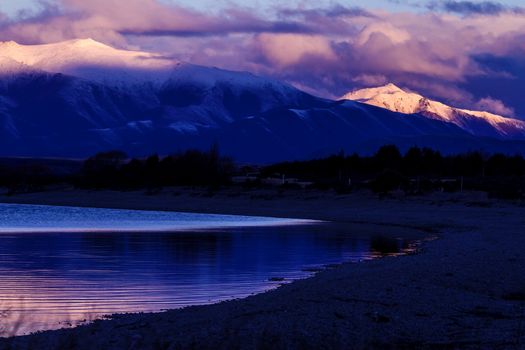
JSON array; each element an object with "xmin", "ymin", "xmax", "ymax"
[
  {"xmin": 0, "ymin": 187, "xmax": 464, "ymax": 230},
  {"xmin": 1, "ymin": 188, "xmax": 525, "ymax": 349}
]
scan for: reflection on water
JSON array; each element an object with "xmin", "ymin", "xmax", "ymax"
[
  {"xmin": 0, "ymin": 203, "xmax": 314, "ymax": 232},
  {"xmin": 0, "ymin": 204, "xmax": 421, "ymax": 336},
  {"xmin": 370, "ymin": 236, "xmax": 412, "ymax": 256}
]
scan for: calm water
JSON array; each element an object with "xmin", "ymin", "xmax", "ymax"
[{"xmin": 0, "ymin": 204, "xmax": 421, "ymax": 336}]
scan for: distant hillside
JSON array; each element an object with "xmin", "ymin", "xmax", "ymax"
[{"xmin": 1, "ymin": 40, "xmax": 525, "ymax": 163}]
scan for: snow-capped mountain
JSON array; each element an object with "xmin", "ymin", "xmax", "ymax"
[
  {"xmin": 341, "ymin": 84, "xmax": 525, "ymax": 139},
  {"xmin": 1, "ymin": 39, "xmax": 525, "ymax": 162},
  {"xmin": 0, "ymin": 39, "xmax": 318, "ymax": 126},
  {"xmin": 0, "ymin": 39, "xmax": 325, "ymax": 159},
  {"xmin": 0, "ymin": 39, "xmax": 174, "ymax": 83}
]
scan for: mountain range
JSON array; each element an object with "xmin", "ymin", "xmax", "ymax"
[
  {"xmin": 1, "ymin": 39, "xmax": 524, "ymax": 163},
  {"xmin": 342, "ymin": 84, "xmax": 525, "ymax": 140}
]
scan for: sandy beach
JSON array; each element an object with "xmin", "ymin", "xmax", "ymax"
[{"xmin": 0, "ymin": 188, "xmax": 524, "ymax": 349}]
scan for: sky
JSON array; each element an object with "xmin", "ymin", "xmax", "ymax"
[
  {"xmin": 1, "ymin": 0, "xmax": 525, "ymax": 118},
  {"xmin": 0, "ymin": 1, "xmax": 402, "ymax": 16},
  {"xmin": 3, "ymin": 0, "xmax": 525, "ymax": 15}
]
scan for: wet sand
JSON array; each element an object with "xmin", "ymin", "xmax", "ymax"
[{"xmin": 1, "ymin": 188, "xmax": 525, "ymax": 349}]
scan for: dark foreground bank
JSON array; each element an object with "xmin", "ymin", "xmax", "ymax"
[{"xmin": 1, "ymin": 189, "xmax": 525, "ymax": 349}]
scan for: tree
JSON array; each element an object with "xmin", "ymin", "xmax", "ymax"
[
  {"xmin": 374, "ymin": 145, "xmax": 402, "ymax": 171},
  {"xmin": 81, "ymin": 151, "xmax": 127, "ymax": 188},
  {"xmin": 404, "ymin": 146, "xmax": 423, "ymax": 176}
]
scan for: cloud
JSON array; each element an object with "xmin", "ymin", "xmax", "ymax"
[
  {"xmin": 255, "ymin": 34, "xmax": 337, "ymax": 67},
  {"xmin": 356, "ymin": 22, "xmax": 411, "ymax": 46},
  {"xmin": 352, "ymin": 74, "xmax": 388, "ymax": 87},
  {"xmin": 278, "ymin": 5, "xmax": 374, "ymax": 19},
  {"xmin": 1, "ymin": 1, "xmax": 525, "ymax": 118},
  {"xmin": 475, "ymin": 97, "xmax": 515, "ymax": 117},
  {"xmin": 0, "ymin": 0, "xmax": 317, "ymax": 45},
  {"xmin": 428, "ymin": 1, "xmax": 525, "ymax": 16}
]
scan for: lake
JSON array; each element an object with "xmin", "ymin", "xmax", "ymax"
[{"xmin": 0, "ymin": 204, "xmax": 421, "ymax": 336}]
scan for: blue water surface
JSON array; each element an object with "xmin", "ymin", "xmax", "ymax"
[{"xmin": 0, "ymin": 203, "xmax": 420, "ymax": 336}]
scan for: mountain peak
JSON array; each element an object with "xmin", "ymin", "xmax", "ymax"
[
  {"xmin": 0, "ymin": 40, "xmax": 20, "ymax": 48},
  {"xmin": 68, "ymin": 38, "xmax": 107, "ymax": 48},
  {"xmin": 0, "ymin": 38, "xmax": 176, "ymax": 83},
  {"xmin": 341, "ymin": 84, "xmax": 525, "ymax": 137},
  {"xmin": 341, "ymin": 83, "xmax": 414, "ymax": 106},
  {"xmin": 0, "ymin": 38, "xmax": 107, "ymax": 50},
  {"xmin": 381, "ymin": 83, "xmax": 404, "ymax": 91}
]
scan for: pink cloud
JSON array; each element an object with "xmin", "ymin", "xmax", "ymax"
[
  {"xmin": 475, "ymin": 97, "xmax": 516, "ymax": 117},
  {"xmin": 255, "ymin": 34, "xmax": 337, "ymax": 68},
  {"xmin": 0, "ymin": 0, "xmax": 313, "ymax": 46},
  {"xmin": 352, "ymin": 74, "xmax": 388, "ymax": 87},
  {"xmin": 1, "ymin": 1, "xmax": 525, "ymax": 116}
]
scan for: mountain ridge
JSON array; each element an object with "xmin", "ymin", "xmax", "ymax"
[
  {"xmin": 0, "ymin": 38, "xmax": 173, "ymax": 83},
  {"xmin": 341, "ymin": 84, "xmax": 525, "ymax": 139},
  {"xmin": 0, "ymin": 39, "xmax": 524, "ymax": 162}
]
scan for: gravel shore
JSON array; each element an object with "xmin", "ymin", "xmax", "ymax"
[{"xmin": 1, "ymin": 189, "xmax": 524, "ymax": 349}]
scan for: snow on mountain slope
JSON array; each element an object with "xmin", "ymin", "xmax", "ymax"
[
  {"xmin": 0, "ymin": 39, "xmax": 329, "ymax": 157},
  {"xmin": 1, "ymin": 39, "xmax": 525, "ymax": 161},
  {"xmin": 0, "ymin": 39, "xmax": 174, "ymax": 83},
  {"xmin": 168, "ymin": 63, "xmax": 287, "ymax": 90},
  {"xmin": 206, "ymin": 100, "xmax": 525, "ymax": 163},
  {"xmin": 159, "ymin": 63, "xmax": 322, "ymax": 124},
  {"xmin": 0, "ymin": 39, "xmax": 320, "ymax": 128},
  {"xmin": 0, "ymin": 56, "xmax": 33, "ymax": 75},
  {"xmin": 341, "ymin": 84, "xmax": 525, "ymax": 139},
  {"xmin": 0, "ymin": 38, "xmax": 311, "ymax": 95}
]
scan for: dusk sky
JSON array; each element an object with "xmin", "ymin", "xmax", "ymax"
[{"xmin": 1, "ymin": 0, "xmax": 525, "ymax": 118}]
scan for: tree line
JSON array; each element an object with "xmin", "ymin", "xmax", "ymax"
[
  {"xmin": 78, "ymin": 145, "xmax": 234, "ymax": 190},
  {"xmin": 262, "ymin": 145, "xmax": 525, "ymax": 197},
  {"xmin": 0, "ymin": 144, "xmax": 524, "ymax": 198}
]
